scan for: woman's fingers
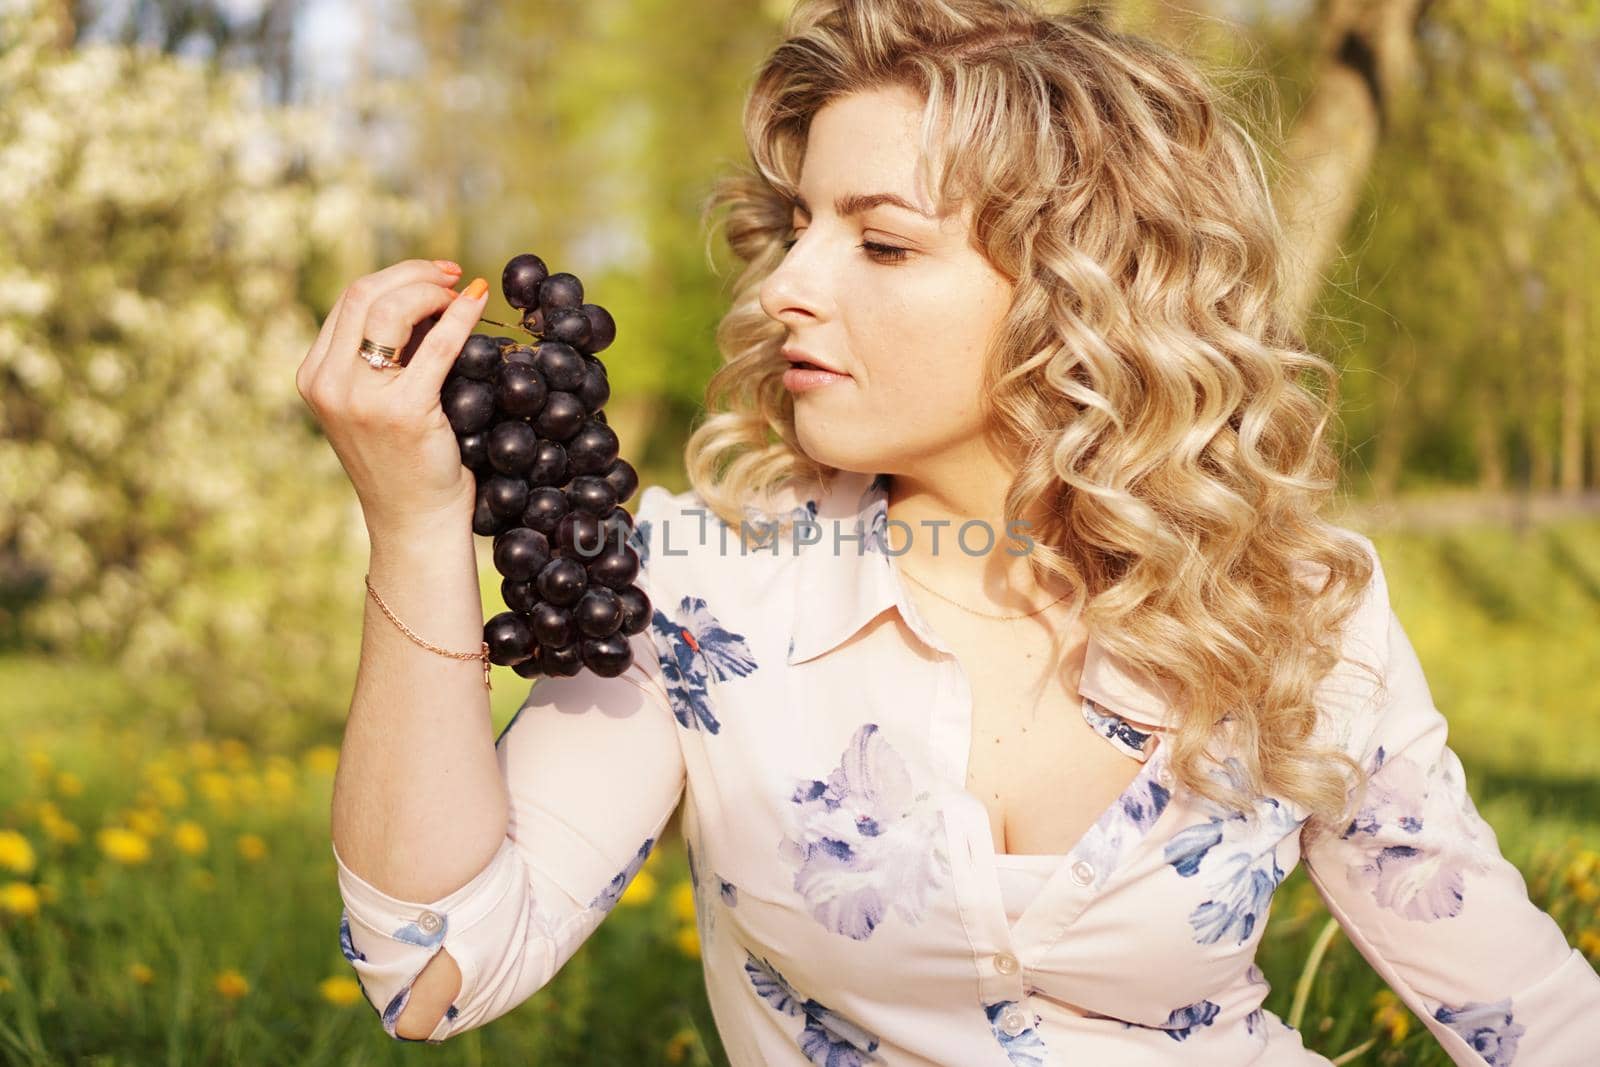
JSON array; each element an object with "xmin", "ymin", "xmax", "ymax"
[
  {"xmin": 317, "ymin": 259, "xmax": 463, "ymax": 390},
  {"xmin": 397, "ymin": 277, "xmax": 492, "ymax": 404}
]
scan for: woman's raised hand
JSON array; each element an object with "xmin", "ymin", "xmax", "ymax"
[{"xmin": 295, "ymin": 259, "xmax": 491, "ymax": 537}]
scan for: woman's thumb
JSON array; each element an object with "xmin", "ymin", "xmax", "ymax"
[{"xmin": 405, "ymin": 276, "xmax": 491, "ymax": 399}]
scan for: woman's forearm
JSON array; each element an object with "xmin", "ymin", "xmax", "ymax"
[{"xmin": 330, "ymin": 512, "xmax": 509, "ymax": 904}]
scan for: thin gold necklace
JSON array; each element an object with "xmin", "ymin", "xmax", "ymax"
[{"xmin": 896, "ymin": 562, "xmax": 1073, "ymax": 621}]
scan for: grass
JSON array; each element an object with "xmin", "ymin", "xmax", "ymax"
[{"xmin": 0, "ymin": 519, "xmax": 1597, "ymax": 1064}]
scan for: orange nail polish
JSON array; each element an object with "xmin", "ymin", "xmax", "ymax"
[
  {"xmin": 462, "ymin": 277, "xmax": 488, "ymax": 300},
  {"xmin": 433, "ymin": 259, "xmax": 461, "ymax": 273}
]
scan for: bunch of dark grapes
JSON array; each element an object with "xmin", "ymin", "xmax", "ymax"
[{"xmin": 442, "ymin": 253, "xmax": 647, "ymax": 681}]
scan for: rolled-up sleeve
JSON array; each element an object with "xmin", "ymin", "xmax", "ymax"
[
  {"xmin": 333, "ymin": 488, "xmax": 686, "ymax": 1042},
  {"xmin": 1302, "ymin": 547, "xmax": 1600, "ymax": 1065}
]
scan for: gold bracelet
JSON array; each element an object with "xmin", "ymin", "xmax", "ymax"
[{"xmin": 364, "ymin": 573, "xmax": 492, "ymax": 691}]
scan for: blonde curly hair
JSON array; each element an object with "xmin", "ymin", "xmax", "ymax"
[{"xmin": 684, "ymin": 0, "xmax": 1382, "ymax": 826}]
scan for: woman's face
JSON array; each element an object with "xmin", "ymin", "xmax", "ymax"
[{"xmin": 759, "ymin": 85, "xmax": 1015, "ymax": 477}]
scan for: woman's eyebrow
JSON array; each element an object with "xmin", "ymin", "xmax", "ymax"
[{"xmin": 791, "ymin": 191, "xmax": 940, "ymax": 219}]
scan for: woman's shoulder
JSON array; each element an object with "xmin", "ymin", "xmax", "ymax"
[{"xmin": 627, "ymin": 476, "xmax": 820, "ymax": 594}]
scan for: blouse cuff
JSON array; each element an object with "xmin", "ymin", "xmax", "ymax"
[{"xmin": 333, "ymin": 835, "xmax": 522, "ymax": 1042}]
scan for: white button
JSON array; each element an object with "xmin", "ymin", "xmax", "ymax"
[
  {"xmin": 1000, "ymin": 1005, "xmax": 1028, "ymax": 1035},
  {"xmin": 993, "ymin": 951, "xmax": 1019, "ymax": 975},
  {"xmin": 416, "ymin": 910, "xmax": 442, "ymax": 934},
  {"xmin": 1070, "ymin": 859, "xmax": 1094, "ymax": 885}
]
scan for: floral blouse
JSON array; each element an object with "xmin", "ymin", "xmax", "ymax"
[{"xmin": 333, "ymin": 468, "xmax": 1600, "ymax": 1064}]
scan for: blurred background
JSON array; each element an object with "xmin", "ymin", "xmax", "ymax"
[{"xmin": 0, "ymin": 0, "xmax": 1597, "ymax": 1063}]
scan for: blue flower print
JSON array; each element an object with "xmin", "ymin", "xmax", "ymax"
[
  {"xmin": 1433, "ymin": 996, "xmax": 1524, "ymax": 1066},
  {"xmin": 745, "ymin": 951, "xmax": 885, "ymax": 1065},
  {"xmin": 650, "ymin": 595, "xmax": 758, "ymax": 734},
  {"xmin": 1162, "ymin": 756, "xmax": 1305, "ymax": 946},
  {"xmin": 779, "ymin": 723, "xmax": 952, "ymax": 940},
  {"xmin": 339, "ymin": 911, "xmax": 366, "ymax": 962},
  {"xmin": 627, "ymin": 517, "xmax": 652, "ymax": 569},
  {"xmin": 1337, "ymin": 743, "xmax": 1497, "ymax": 922},
  {"xmin": 1063, "ymin": 760, "xmax": 1171, "ymax": 893},
  {"xmin": 382, "ymin": 987, "xmax": 411, "ymax": 1037},
  {"xmin": 1243, "ymin": 962, "xmax": 1269, "ymax": 1038},
  {"xmin": 590, "ymin": 836, "xmax": 655, "ymax": 913},
  {"xmin": 1081, "ymin": 698, "xmax": 1154, "ymax": 760},
  {"xmin": 985, "ymin": 1001, "xmax": 1048, "ymax": 1066},
  {"xmin": 854, "ymin": 474, "xmax": 890, "ymax": 554},
  {"xmin": 391, "ymin": 911, "xmax": 447, "ymax": 949},
  {"xmin": 1122, "ymin": 999, "xmax": 1222, "ymax": 1042}
]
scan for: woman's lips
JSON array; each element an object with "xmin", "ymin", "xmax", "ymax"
[{"xmin": 782, "ymin": 364, "xmax": 850, "ymax": 391}]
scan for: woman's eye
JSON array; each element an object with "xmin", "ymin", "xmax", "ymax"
[
  {"xmin": 780, "ymin": 231, "xmax": 909, "ymax": 264},
  {"xmin": 860, "ymin": 240, "xmax": 909, "ymax": 263}
]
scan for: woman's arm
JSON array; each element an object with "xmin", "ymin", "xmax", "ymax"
[
  {"xmin": 1301, "ymin": 558, "xmax": 1600, "ymax": 1065},
  {"xmin": 331, "ymin": 489, "xmax": 686, "ymax": 1042}
]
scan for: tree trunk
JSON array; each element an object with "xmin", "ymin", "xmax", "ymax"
[
  {"xmin": 1272, "ymin": 0, "xmax": 1432, "ymax": 328},
  {"xmin": 1560, "ymin": 286, "xmax": 1587, "ymax": 495}
]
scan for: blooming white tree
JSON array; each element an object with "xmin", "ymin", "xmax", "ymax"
[{"xmin": 0, "ymin": 0, "xmax": 429, "ymax": 744}]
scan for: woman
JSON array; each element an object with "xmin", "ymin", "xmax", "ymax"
[{"xmin": 304, "ymin": 0, "xmax": 1600, "ymax": 1062}]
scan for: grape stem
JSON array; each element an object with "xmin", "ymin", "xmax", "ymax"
[{"xmin": 478, "ymin": 316, "xmax": 541, "ymax": 338}]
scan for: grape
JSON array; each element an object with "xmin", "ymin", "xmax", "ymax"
[
  {"xmin": 534, "ymin": 341, "xmax": 586, "ymax": 392},
  {"xmin": 441, "ymin": 250, "xmax": 640, "ymax": 681},
  {"xmin": 567, "ymin": 474, "xmax": 618, "ymax": 517},
  {"xmin": 538, "ymin": 272, "xmax": 584, "ymax": 312},
  {"xmin": 495, "ymin": 362, "xmax": 548, "ymax": 418},
  {"xmin": 441, "ymin": 377, "xmax": 497, "ymax": 434},
  {"xmin": 454, "ymin": 334, "xmax": 501, "ymax": 380},
  {"xmin": 484, "ymin": 611, "xmax": 535, "ymax": 666},
  {"xmin": 532, "ymin": 391, "xmax": 586, "ymax": 441},
  {"xmin": 566, "ymin": 420, "xmax": 619, "ymax": 476},
  {"xmin": 493, "ymin": 527, "xmax": 552, "ymax": 582},
  {"xmin": 580, "ymin": 634, "xmax": 633, "ymax": 677},
  {"xmin": 580, "ymin": 304, "xmax": 616, "ymax": 353},
  {"xmin": 573, "ymin": 586, "xmax": 624, "ymax": 638},
  {"xmin": 536, "ymin": 557, "xmax": 588, "ymax": 606},
  {"xmin": 616, "ymin": 586, "xmax": 652, "ymax": 636},
  {"xmin": 487, "ymin": 420, "xmax": 540, "ymax": 476},
  {"xmin": 502, "ymin": 254, "xmax": 549, "ymax": 309}
]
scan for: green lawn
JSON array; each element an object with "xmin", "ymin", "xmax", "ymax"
[{"xmin": 1, "ymin": 518, "xmax": 1597, "ymax": 1065}]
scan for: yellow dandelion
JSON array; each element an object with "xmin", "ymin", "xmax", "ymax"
[
  {"xmin": 1579, "ymin": 930, "xmax": 1600, "ymax": 962},
  {"xmin": 669, "ymin": 881, "xmax": 697, "ymax": 923},
  {"xmin": 1, "ymin": 881, "xmax": 41, "ymax": 918},
  {"xmin": 0, "ymin": 830, "xmax": 37, "ymax": 876},
  {"xmin": 233, "ymin": 773, "xmax": 262, "ymax": 806},
  {"xmin": 318, "ymin": 974, "xmax": 364, "ymax": 1006},
  {"xmin": 149, "ymin": 775, "xmax": 187, "ymax": 809},
  {"xmin": 213, "ymin": 969, "xmax": 250, "ymax": 999},
  {"xmin": 41, "ymin": 812, "xmax": 81, "ymax": 846},
  {"xmin": 53, "ymin": 771, "xmax": 84, "ymax": 798},
  {"xmin": 672, "ymin": 924, "xmax": 700, "ymax": 959},
  {"xmin": 1574, "ymin": 880, "xmax": 1599, "ymax": 906},
  {"xmin": 663, "ymin": 1026, "xmax": 699, "ymax": 1063},
  {"xmin": 97, "ymin": 826, "xmax": 151, "ymax": 865},
  {"xmin": 187, "ymin": 740, "xmax": 217, "ymax": 770},
  {"xmin": 303, "ymin": 745, "xmax": 339, "ymax": 776},
  {"xmin": 1566, "ymin": 849, "xmax": 1599, "ymax": 885},
  {"xmin": 129, "ymin": 962, "xmax": 155, "ymax": 985},
  {"xmin": 1370, "ymin": 988, "xmax": 1411, "ymax": 1043},
  {"xmin": 219, "ymin": 738, "xmax": 251, "ymax": 771},
  {"xmin": 27, "ymin": 750, "xmax": 52, "ymax": 778},
  {"xmin": 263, "ymin": 765, "xmax": 296, "ymax": 804},
  {"xmin": 196, "ymin": 772, "xmax": 234, "ymax": 808},
  {"xmin": 172, "ymin": 821, "xmax": 208, "ymax": 857},
  {"xmin": 0, "ymin": 976, "xmax": 12, "ymax": 994},
  {"xmin": 236, "ymin": 834, "xmax": 268, "ymax": 862},
  {"xmin": 618, "ymin": 869, "xmax": 657, "ymax": 907},
  {"xmin": 125, "ymin": 807, "xmax": 165, "ymax": 838}
]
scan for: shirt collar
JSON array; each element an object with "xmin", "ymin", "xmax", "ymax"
[{"xmin": 780, "ymin": 469, "xmax": 1181, "ymax": 730}]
